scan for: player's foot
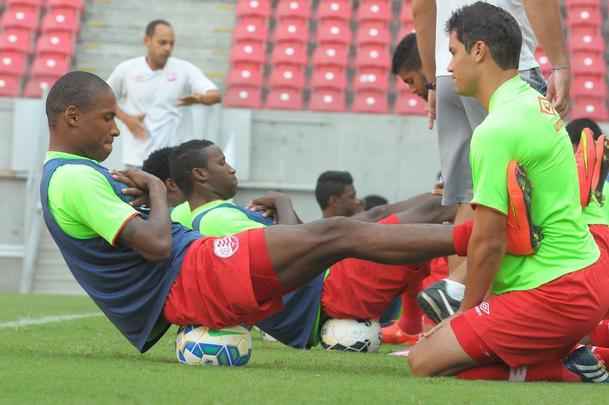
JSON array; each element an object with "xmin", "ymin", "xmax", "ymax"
[
  {"xmin": 380, "ymin": 322, "xmax": 419, "ymax": 345},
  {"xmin": 564, "ymin": 346, "xmax": 609, "ymax": 383},
  {"xmin": 416, "ymin": 280, "xmax": 461, "ymax": 324},
  {"xmin": 506, "ymin": 161, "xmax": 542, "ymax": 256}
]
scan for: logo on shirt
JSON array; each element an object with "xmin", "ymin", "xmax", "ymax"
[
  {"xmin": 213, "ymin": 236, "xmax": 240, "ymax": 259},
  {"xmin": 167, "ymin": 72, "xmax": 177, "ymax": 82},
  {"xmin": 538, "ymin": 96, "xmax": 557, "ymax": 116},
  {"xmin": 475, "ymin": 301, "xmax": 491, "ymax": 316}
]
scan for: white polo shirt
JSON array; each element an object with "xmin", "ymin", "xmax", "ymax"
[
  {"xmin": 107, "ymin": 56, "xmax": 217, "ymax": 167},
  {"xmin": 435, "ymin": 0, "xmax": 539, "ymax": 77}
]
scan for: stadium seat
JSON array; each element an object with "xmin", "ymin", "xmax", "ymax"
[
  {"xmin": 269, "ymin": 64, "xmax": 306, "ymax": 89},
  {"xmin": 571, "ymin": 75, "xmax": 607, "ymax": 98},
  {"xmin": 565, "ymin": 5, "xmax": 602, "ymax": 28},
  {"xmin": 36, "ymin": 32, "xmax": 75, "ymax": 57},
  {"xmin": 569, "ymin": 33, "xmax": 604, "ymax": 53},
  {"xmin": 234, "ymin": 16, "xmax": 269, "ymax": 43},
  {"xmin": 310, "ymin": 65, "xmax": 347, "ymax": 90},
  {"xmin": 564, "ymin": 0, "xmax": 600, "ymax": 6},
  {"xmin": 0, "ymin": 29, "xmax": 33, "ymax": 54},
  {"xmin": 276, "ymin": 0, "xmax": 312, "ymax": 21},
  {"xmin": 355, "ymin": 45, "xmax": 390, "ymax": 69},
  {"xmin": 6, "ymin": 0, "xmax": 43, "ymax": 8},
  {"xmin": 236, "ymin": 0, "xmax": 271, "ymax": 18},
  {"xmin": 357, "ymin": 0, "xmax": 391, "ymax": 23},
  {"xmin": 0, "ymin": 51, "xmax": 27, "ymax": 76},
  {"xmin": 356, "ymin": 21, "xmax": 391, "ymax": 46},
  {"xmin": 47, "ymin": 0, "xmax": 85, "ymax": 12},
  {"xmin": 227, "ymin": 63, "xmax": 263, "ymax": 87},
  {"xmin": 271, "ymin": 42, "xmax": 307, "ymax": 65},
  {"xmin": 31, "ymin": 54, "xmax": 70, "ymax": 77},
  {"xmin": 265, "ymin": 87, "xmax": 304, "ymax": 110},
  {"xmin": 24, "ymin": 75, "xmax": 59, "ymax": 97},
  {"xmin": 224, "ymin": 85, "xmax": 262, "ymax": 108},
  {"xmin": 352, "ymin": 90, "xmax": 388, "ymax": 113},
  {"xmin": 396, "ymin": 23, "xmax": 416, "ymax": 45},
  {"xmin": 395, "ymin": 91, "xmax": 427, "ymax": 116},
  {"xmin": 571, "ymin": 97, "xmax": 609, "ymax": 121},
  {"xmin": 1, "ymin": 6, "xmax": 40, "ymax": 30},
  {"xmin": 572, "ymin": 51, "xmax": 606, "ymax": 75},
  {"xmin": 0, "ymin": 74, "xmax": 21, "ymax": 96},
  {"xmin": 535, "ymin": 47, "xmax": 552, "ymax": 76},
  {"xmin": 41, "ymin": 8, "xmax": 80, "ymax": 33},
  {"xmin": 353, "ymin": 67, "xmax": 389, "ymax": 91},
  {"xmin": 317, "ymin": 19, "xmax": 351, "ymax": 45},
  {"xmin": 317, "ymin": 0, "xmax": 352, "ymax": 22},
  {"xmin": 309, "ymin": 89, "xmax": 347, "ymax": 112},
  {"xmin": 399, "ymin": 1, "xmax": 413, "ymax": 24},
  {"xmin": 230, "ymin": 40, "xmax": 266, "ymax": 64},
  {"xmin": 312, "ymin": 43, "xmax": 349, "ymax": 67},
  {"xmin": 274, "ymin": 18, "xmax": 309, "ymax": 44}
]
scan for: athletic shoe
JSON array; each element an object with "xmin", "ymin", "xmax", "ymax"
[
  {"xmin": 576, "ymin": 128, "xmax": 597, "ymax": 208},
  {"xmin": 564, "ymin": 346, "xmax": 609, "ymax": 383},
  {"xmin": 506, "ymin": 161, "xmax": 542, "ymax": 256},
  {"xmin": 592, "ymin": 134, "xmax": 609, "ymax": 204},
  {"xmin": 416, "ymin": 280, "xmax": 461, "ymax": 324},
  {"xmin": 380, "ymin": 322, "xmax": 419, "ymax": 345}
]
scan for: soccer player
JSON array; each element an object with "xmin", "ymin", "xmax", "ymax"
[
  {"xmin": 41, "ymin": 71, "xmax": 461, "ymax": 354},
  {"xmin": 407, "ymin": 3, "xmax": 609, "ymax": 382}
]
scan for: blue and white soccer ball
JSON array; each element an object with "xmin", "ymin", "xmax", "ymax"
[
  {"xmin": 175, "ymin": 325, "xmax": 252, "ymax": 367},
  {"xmin": 320, "ymin": 319, "xmax": 381, "ymax": 353}
]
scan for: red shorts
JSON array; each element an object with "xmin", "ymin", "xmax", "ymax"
[
  {"xmin": 321, "ymin": 214, "xmax": 430, "ymax": 319},
  {"xmin": 163, "ymin": 229, "xmax": 284, "ymax": 328},
  {"xmin": 452, "ymin": 226, "xmax": 609, "ymax": 368}
]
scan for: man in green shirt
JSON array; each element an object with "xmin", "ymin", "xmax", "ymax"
[{"xmin": 407, "ymin": 2, "xmax": 609, "ymax": 383}]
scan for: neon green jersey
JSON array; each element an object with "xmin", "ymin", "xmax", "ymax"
[
  {"xmin": 581, "ymin": 183, "xmax": 609, "ymax": 226},
  {"xmin": 170, "ymin": 201, "xmax": 192, "ymax": 229},
  {"xmin": 190, "ymin": 199, "xmax": 265, "ymax": 236},
  {"xmin": 470, "ymin": 76, "xmax": 599, "ymax": 295}
]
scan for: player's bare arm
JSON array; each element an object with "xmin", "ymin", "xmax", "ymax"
[
  {"xmin": 249, "ymin": 192, "xmax": 302, "ymax": 225},
  {"xmin": 177, "ymin": 90, "xmax": 222, "ymax": 106},
  {"xmin": 115, "ymin": 107, "xmax": 147, "ymax": 139},
  {"xmin": 412, "ymin": 0, "xmax": 437, "ymax": 129}
]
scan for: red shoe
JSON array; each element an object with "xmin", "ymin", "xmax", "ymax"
[
  {"xmin": 380, "ymin": 323, "xmax": 419, "ymax": 345},
  {"xmin": 506, "ymin": 161, "xmax": 542, "ymax": 255},
  {"xmin": 576, "ymin": 128, "xmax": 597, "ymax": 207}
]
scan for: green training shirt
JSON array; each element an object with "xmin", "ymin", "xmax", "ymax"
[
  {"xmin": 581, "ymin": 183, "xmax": 609, "ymax": 226},
  {"xmin": 191, "ymin": 199, "xmax": 265, "ymax": 236},
  {"xmin": 170, "ymin": 201, "xmax": 192, "ymax": 229},
  {"xmin": 470, "ymin": 76, "xmax": 599, "ymax": 295}
]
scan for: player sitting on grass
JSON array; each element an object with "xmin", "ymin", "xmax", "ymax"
[
  {"xmin": 406, "ymin": 2, "xmax": 609, "ymax": 383},
  {"xmin": 41, "ymin": 70, "xmax": 473, "ymax": 354}
]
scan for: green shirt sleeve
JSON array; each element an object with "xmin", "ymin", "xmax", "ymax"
[
  {"xmin": 48, "ymin": 164, "xmax": 138, "ymax": 244},
  {"xmin": 198, "ymin": 206, "xmax": 265, "ymax": 237}
]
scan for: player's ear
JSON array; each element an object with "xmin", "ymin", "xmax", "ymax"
[
  {"xmin": 64, "ymin": 105, "xmax": 80, "ymax": 127},
  {"xmin": 191, "ymin": 167, "xmax": 208, "ymax": 184},
  {"xmin": 472, "ymin": 40, "xmax": 486, "ymax": 63},
  {"xmin": 165, "ymin": 178, "xmax": 180, "ymax": 193},
  {"xmin": 328, "ymin": 195, "xmax": 338, "ymax": 209}
]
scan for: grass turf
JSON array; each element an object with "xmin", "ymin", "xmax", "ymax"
[{"xmin": 0, "ymin": 294, "xmax": 607, "ymax": 404}]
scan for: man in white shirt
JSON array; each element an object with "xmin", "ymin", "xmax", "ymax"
[{"xmin": 108, "ymin": 20, "xmax": 221, "ymax": 168}]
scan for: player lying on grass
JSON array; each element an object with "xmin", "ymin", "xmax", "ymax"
[
  {"xmin": 41, "ymin": 70, "xmax": 477, "ymax": 354},
  {"xmin": 406, "ymin": 2, "xmax": 609, "ymax": 383}
]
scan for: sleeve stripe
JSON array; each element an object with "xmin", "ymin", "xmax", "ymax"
[{"xmin": 111, "ymin": 212, "xmax": 140, "ymax": 247}]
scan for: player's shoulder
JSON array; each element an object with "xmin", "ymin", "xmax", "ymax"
[
  {"xmin": 51, "ymin": 162, "xmax": 110, "ymax": 191},
  {"xmin": 169, "ymin": 57, "xmax": 198, "ymax": 70}
]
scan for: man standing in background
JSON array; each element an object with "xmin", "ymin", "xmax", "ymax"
[{"xmin": 108, "ymin": 19, "xmax": 221, "ymax": 168}]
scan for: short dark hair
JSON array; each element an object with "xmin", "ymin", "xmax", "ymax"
[
  {"xmin": 392, "ymin": 32, "xmax": 421, "ymax": 75},
  {"xmin": 446, "ymin": 1, "xmax": 522, "ymax": 70},
  {"xmin": 142, "ymin": 147, "xmax": 174, "ymax": 181},
  {"xmin": 169, "ymin": 139, "xmax": 215, "ymax": 197},
  {"xmin": 362, "ymin": 194, "xmax": 388, "ymax": 210},
  {"xmin": 315, "ymin": 171, "xmax": 353, "ymax": 210},
  {"xmin": 145, "ymin": 19, "xmax": 172, "ymax": 37},
  {"xmin": 46, "ymin": 71, "xmax": 112, "ymax": 128},
  {"xmin": 566, "ymin": 118, "xmax": 603, "ymax": 146}
]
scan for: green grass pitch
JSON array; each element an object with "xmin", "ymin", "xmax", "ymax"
[{"xmin": 0, "ymin": 293, "xmax": 607, "ymax": 404}]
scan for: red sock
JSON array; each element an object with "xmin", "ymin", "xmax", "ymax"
[
  {"xmin": 591, "ymin": 320, "xmax": 609, "ymax": 348},
  {"xmin": 452, "ymin": 220, "xmax": 474, "ymax": 256},
  {"xmin": 456, "ymin": 360, "xmax": 580, "ymax": 382},
  {"xmin": 398, "ymin": 282, "xmax": 423, "ymax": 335}
]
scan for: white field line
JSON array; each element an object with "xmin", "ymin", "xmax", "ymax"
[{"xmin": 0, "ymin": 312, "xmax": 102, "ymax": 328}]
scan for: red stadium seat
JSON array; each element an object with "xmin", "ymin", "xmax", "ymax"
[
  {"xmin": 571, "ymin": 97, "xmax": 609, "ymax": 121},
  {"xmin": 317, "ymin": 0, "xmax": 352, "ymax": 22},
  {"xmin": 564, "ymin": 0, "xmax": 600, "ymax": 6},
  {"xmin": 571, "ymin": 75, "xmax": 607, "ymax": 98},
  {"xmin": 1, "ymin": 6, "xmax": 40, "ymax": 30},
  {"xmin": 234, "ymin": 16, "xmax": 269, "ymax": 43},
  {"xmin": 36, "ymin": 32, "xmax": 75, "ymax": 57},
  {"xmin": 0, "ymin": 74, "xmax": 21, "ymax": 96},
  {"xmin": 265, "ymin": 87, "xmax": 304, "ymax": 110},
  {"xmin": 353, "ymin": 67, "xmax": 388, "ymax": 91},
  {"xmin": 400, "ymin": 1, "xmax": 413, "ymax": 23},
  {"xmin": 41, "ymin": 8, "xmax": 80, "ymax": 33},
  {"xmin": 355, "ymin": 45, "xmax": 390, "ymax": 69},
  {"xmin": 47, "ymin": 0, "xmax": 85, "ymax": 12},
  {"xmin": 271, "ymin": 42, "xmax": 307, "ymax": 65},
  {"xmin": 230, "ymin": 40, "xmax": 266, "ymax": 64},
  {"xmin": 224, "ymin": 85, "xmax": 262, "ymax": 108},
  {"xmin": 356, "ymin": 21, "xmax": 391, "ymax": 46},
  {"xmin": 569, "ymin": 33, "xmax": 604, "ymax": 53},
  {"xmin": 572, "ymin": 51, "xmax": 606, "ymax": 75},
  {"xmin": 269, "ymin": 64, "xmax": 306, "ymax": 89},
  {"xmin": 396, "ymin": 23, "xmax": 416, "ymax": 45},
  {"xmin": 395, "ymin": 91, "xmax": 427, "ymax": 116},
  {"xmin": 312, "ymin": 43, "xmax": 349, "ymax": 67},
  {"xmin": 535, "ymin": 47, "xmax": 552, "ymax": 76},
  {"xmin": 309, "ymin": 89, "xmax": 347, "ymax": 112},
  {"xmin": 227, "ymin": 63, "xmax": 263, "ymax": 87},
  {"xmin": 24, "ymin": 75, "xmax": 59, "ymax": 97},
  {"xmin": 0, "ymin": 29, "xmax": 33, "ymax": 54},
  {"xmin": 0, "ymin": 51, "xmax": 27, "ymax": 76},
  {"xmin": 236, "ymin": 0, "xmax": 271, "ymax": 18},
  {"xmin": 352, "ymin": 90, "xmax": 388, "ymax": 113},
  {"xmin": 274, "ymin": 18, "xmax": 309, "ymax": 44},
  {"xmin": 310, "ymin": 65, "xmax": 347, "ymax": 90},
  {"xmin": 317, "ymin": 18, "xmax": 351, "ymax": 45},
  {"xmin": 357, "ymin": 0, "xmax": 391, "ymax": 23},
  {"xmin": 566, "ymin": 5, "xmax": 602, "ymax": 28},
  {"xmin": 31, "ymin": 54, "xmax": 70, "ymax": 77},
  {"xmin": 276, "ymin": 0, "xmax": 312, "ymax": 21},
  {"xmin": 6, "ymin": 0, "xmax": 43, "ymax": 8}
]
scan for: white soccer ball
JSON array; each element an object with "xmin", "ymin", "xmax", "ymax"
[
  {"xmin": 320, "ymin": 319, "xmax": 381, "ymax": 353},
  {"xmin": 175, "ymin": 325, "xmax": 252, "ymax": 366}
]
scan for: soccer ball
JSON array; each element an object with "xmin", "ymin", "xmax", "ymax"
[
  {"xmin": 175, "ymin": 325, "xmax": 252, "ymax": 366},
  {"xmin": 320, "ymin": 319, "xmax": 381, "ymax": 353}
]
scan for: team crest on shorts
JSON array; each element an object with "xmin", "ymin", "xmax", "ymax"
[
  {"xmin": 213, "ymin": 236, "xmax": 240, "ymax": 258},
  {"xmin": 475, "ymin": 301, "xmax": 491, "ymax": 316}
]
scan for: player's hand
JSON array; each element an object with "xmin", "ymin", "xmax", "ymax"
[
  {"xmin": 125, "ymin": 114, "xmax": 147, "ymax": 140},
  {"xmin": 546, "ymin": 68, "xmax": 571, "ymax": 118},
  {"xmin": 112, "ymin": 169, "xmax": 164, "ymax": 206},
  {"xmin": 249, "ymin": 192, "xmax": 291, "ymax": 211},
  {"xmin": 426, "ymin": 89, "xmax": 436, "ymax": 130},
  {"xmin": 177, "ymin": 95, "xmax": 201, "ymax": 107}
]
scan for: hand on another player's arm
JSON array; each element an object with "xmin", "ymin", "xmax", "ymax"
[{"xmin": 249, "ymin": 192, "xmax": 302, "ymax": 225}]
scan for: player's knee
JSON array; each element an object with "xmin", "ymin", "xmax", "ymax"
[{"xmin": 407, "ymin": 347, "xmax": 435, "ymax": 377}]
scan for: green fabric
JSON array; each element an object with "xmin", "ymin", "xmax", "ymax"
[
  {"xmin": 170, "ymin": 202, "xmax": 192, "ymax": 229},
  {"xmin": 45, "ymin": 151, "xmax": 138, "ymax": 245},
  {"xmin": 470, "ymin": 76, "xmax": 599, "ymax": 295},
  {"xmin": 191, "ymin": 199, "xmax": 265, "ymax": 236},
  {"xmin": 581, "ymin": 183, "xmax": 609, "ymax": 226}
]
